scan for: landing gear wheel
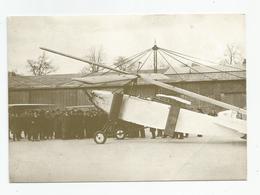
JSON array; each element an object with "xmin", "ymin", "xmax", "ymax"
[
  {"xmin": 94, "ymin": 131, "xmax": 107, "ymax": 144},
  {"xmin": 115, "ymin": 129, "xmax": 125, "ymax": 140}
]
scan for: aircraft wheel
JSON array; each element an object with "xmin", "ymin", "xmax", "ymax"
[
  {"xmin": 94, "ymin": 131, "xmax": 107, "ymax": 144},
  {"xmin": 115, "ymin": 129, "xmax": 125, "ymax": 140}
]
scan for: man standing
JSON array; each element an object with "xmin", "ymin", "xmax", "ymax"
[
  {"xmin": 150, "ymin": 127, "xmax": 156, "ymax": 139},
  {"xmin": 139, "ymin": 126, "xmax": 145, "ymax": 138},
  {"xmin": 32, "ymin": 111, "xmax": 39, "ymax": 141},
  {"xmin": 38, "ymin": 110, "xmax": 45, "ymax": 140},
  {"xmin": 12, "ymin": 113, "xmax": 19, "ymax": 141},
  {"xmin": 197, "ymin": 108, "xmax": 204, "ymax": 137},
  {"xmin": 54, "ymin": 109, "xmax": 62, "ymax": 139}
]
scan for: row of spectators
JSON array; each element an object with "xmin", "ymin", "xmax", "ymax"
[
  {"xmin": 9, "ymin": 108, "xmax": 147, "ymax": 141},
  {"xmin": 9, "ymin": 108, "xmax": 106, "ymax": 141}
]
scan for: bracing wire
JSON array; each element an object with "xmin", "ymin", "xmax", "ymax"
[
  {"xmin": 160, "ymin": 49, "xmax": 217, "ymax": 81},
  {"xmin": 124, "ymin": 51, "xmax": 150, "ymax": 72},
  {"xmin": 113, "ymin": 48, "xmax": 152, "ymax": 69},
  {"xmin": 157, "ymin": 50, "xmax": 184, "ymax": 81},
  {"xmin": 160, "ymin": 48, "xmax": 245, "ymax": 79},
  {"xmin": 137, "ymin": 50, "xmax": 153, "ymax": 72},
  {"xmin": 101, "ymin": 48, "xmax": 152, "ymax": 75},
  {"xmin": 160, "ymin": 47, "xmax": 245, "ymax": 71}
]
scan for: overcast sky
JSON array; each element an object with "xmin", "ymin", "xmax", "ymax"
[{"xmin": 7, "ymin": 14, "xmax": 245, "ymax": 75}]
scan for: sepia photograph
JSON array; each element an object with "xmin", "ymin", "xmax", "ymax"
[{"xmin": 7, "ymin": 14, "xmax": 247, "ymax": 182}]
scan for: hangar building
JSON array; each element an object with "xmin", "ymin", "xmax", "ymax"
[{"xmin": 8, "ymin": 65, "xmax": 246, "ymax": 113}]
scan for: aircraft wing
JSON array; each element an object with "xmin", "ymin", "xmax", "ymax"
[{"xmin": 72, "ymin": 75, "xmax": 138, "ymax": 84}]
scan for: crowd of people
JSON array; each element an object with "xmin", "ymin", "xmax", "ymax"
[
  {"xmin": 9, "ymin": 108, "xmax": 150, "ymax": 141},
  {"xmin": 9, "ymin": 108, "xmax": 108, "ymax": 141}
]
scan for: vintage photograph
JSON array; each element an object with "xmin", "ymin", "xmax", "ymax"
[{"xmin": 8, "ymin": 15, "xmax": 246, "ymax": 182}]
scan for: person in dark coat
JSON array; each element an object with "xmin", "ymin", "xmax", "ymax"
[
  {"xmin": 70, "ymin": 110, "xmax": 77, "ymax": 139},
  {"xmin": 139, "ymin": 126, "xmax": 145, "ymax": 138},
  {"xmin": 27, "ymin": 111, "xmax": 33, "ymax": 141},
  {"xmin": 77, "ymin": 110, "xmax": 84, "ymax": 139},
  {"xmin": 22, "ymin": 111, "xmax": 30, "ymax": 139},
  {"xmin": 88, "ymin": 111, "xmax": 96, "ymax": 138},
  {"xmin": 83, "ymin": 111, "xmax": 88, "ymax": 138},
  {"xmin": 38, "ymin": 110, "xmax": 45, "ymax": 140},
  {"xmin": 67, "ymin": 110, "xmax": 74, "ymax": 139},
  {"xmin": 12, "ymin": 113, "xmax": 20, "ymax": 141},
  {"xmin": 61, "ymin": 111, "xmax": 69, "ymax": 139},
  {"xmin": 44, "ymin": 111, "xmax": 50, "ymax": 139},
  {"xmin": 54, "ymin": 109, "xmax": 62, "ymax": 139},
  {"xmin": 49, "ymin": 110, "xmax": 55, "ymax": 139},
  {"xmin": 15, "ymin": 112, "xmax": 22, "ymax": 140},
  {"xmin": 31, "ymin": 111, "xmax": 40, "ymax": 141},
  {"xmin": 9, "ymin": 112, "xmax": 14, "ymax": 140},
  {"xmin": 157, "ymin": 129, "xmax": 163, "ymax": 137},
  {"xmin": 74, "ymin": 110, "xmax": 80, "ymax": 139},
  {"xmin": 150, "ymin": 127, "xmax": 156, "ymax": 139},
  {"xmin": 45, "ymin": 111, "xmax": 54, "ymax": 139}
]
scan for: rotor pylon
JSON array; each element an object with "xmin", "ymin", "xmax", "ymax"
[{"xmin": 152, "ymin": 42, "xmax": 158, "ymax": 73}]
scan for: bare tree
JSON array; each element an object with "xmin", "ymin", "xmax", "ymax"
[
  {"xmin": 81, "ymin": 46, "xmax": 105, "ymax": 73},
  {"xmin": 27, "ymin": 52, "xmax": 57, "ymax": 76},
  {"xmin": 113, "ymin": 56, "xmax": 128, "ymax": 71},
  {"xmin": 113, "ymin": 56, "xmax": 139, "ymax": 72},
  {"xmin": 221, "ymin": 44, "xmax": 244, "ymax": 66}
]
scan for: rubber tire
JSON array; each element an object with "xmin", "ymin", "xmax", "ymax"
[
  {"xmin": 115, "ymin": 129, "xmax": 125, "ymax": 140},
  {"xmin": 94, "ymin": 131, "xmax": 107, "ymax": 144}
]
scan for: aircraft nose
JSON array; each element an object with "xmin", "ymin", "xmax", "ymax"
[{"xmin": 87, "ymin": 90, "xmax": 113, "ymax": 114}]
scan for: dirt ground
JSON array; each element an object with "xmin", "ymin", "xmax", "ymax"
[{"xmin": 9, "ymin": 133, "xmax": 246, "ymax": 182}]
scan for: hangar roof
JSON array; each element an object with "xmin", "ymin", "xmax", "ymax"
[{"xmin": 8, "ymin": 66, "xmax": 246, "ymax": 90}]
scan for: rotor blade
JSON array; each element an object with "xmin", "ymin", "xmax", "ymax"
[
  {"xmin": 156, "ymin": 94, "xmax": 191, "ymax": 105},
  {"xmin": 140, "ymin": 74, "xmax": 246, "ymax": 115},
  {"xmin": 40, "ymin": 47, "xmax": 131, "ymax": 75}
]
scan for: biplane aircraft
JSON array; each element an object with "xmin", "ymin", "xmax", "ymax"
[{"xmin": 40, "ymin": 46, "xmax": 247, "ymax": 144}]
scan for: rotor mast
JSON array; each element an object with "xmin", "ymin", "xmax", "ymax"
[{"xmin": 152, "ymin": 40, "xmax": 158, "ymax": 73}]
